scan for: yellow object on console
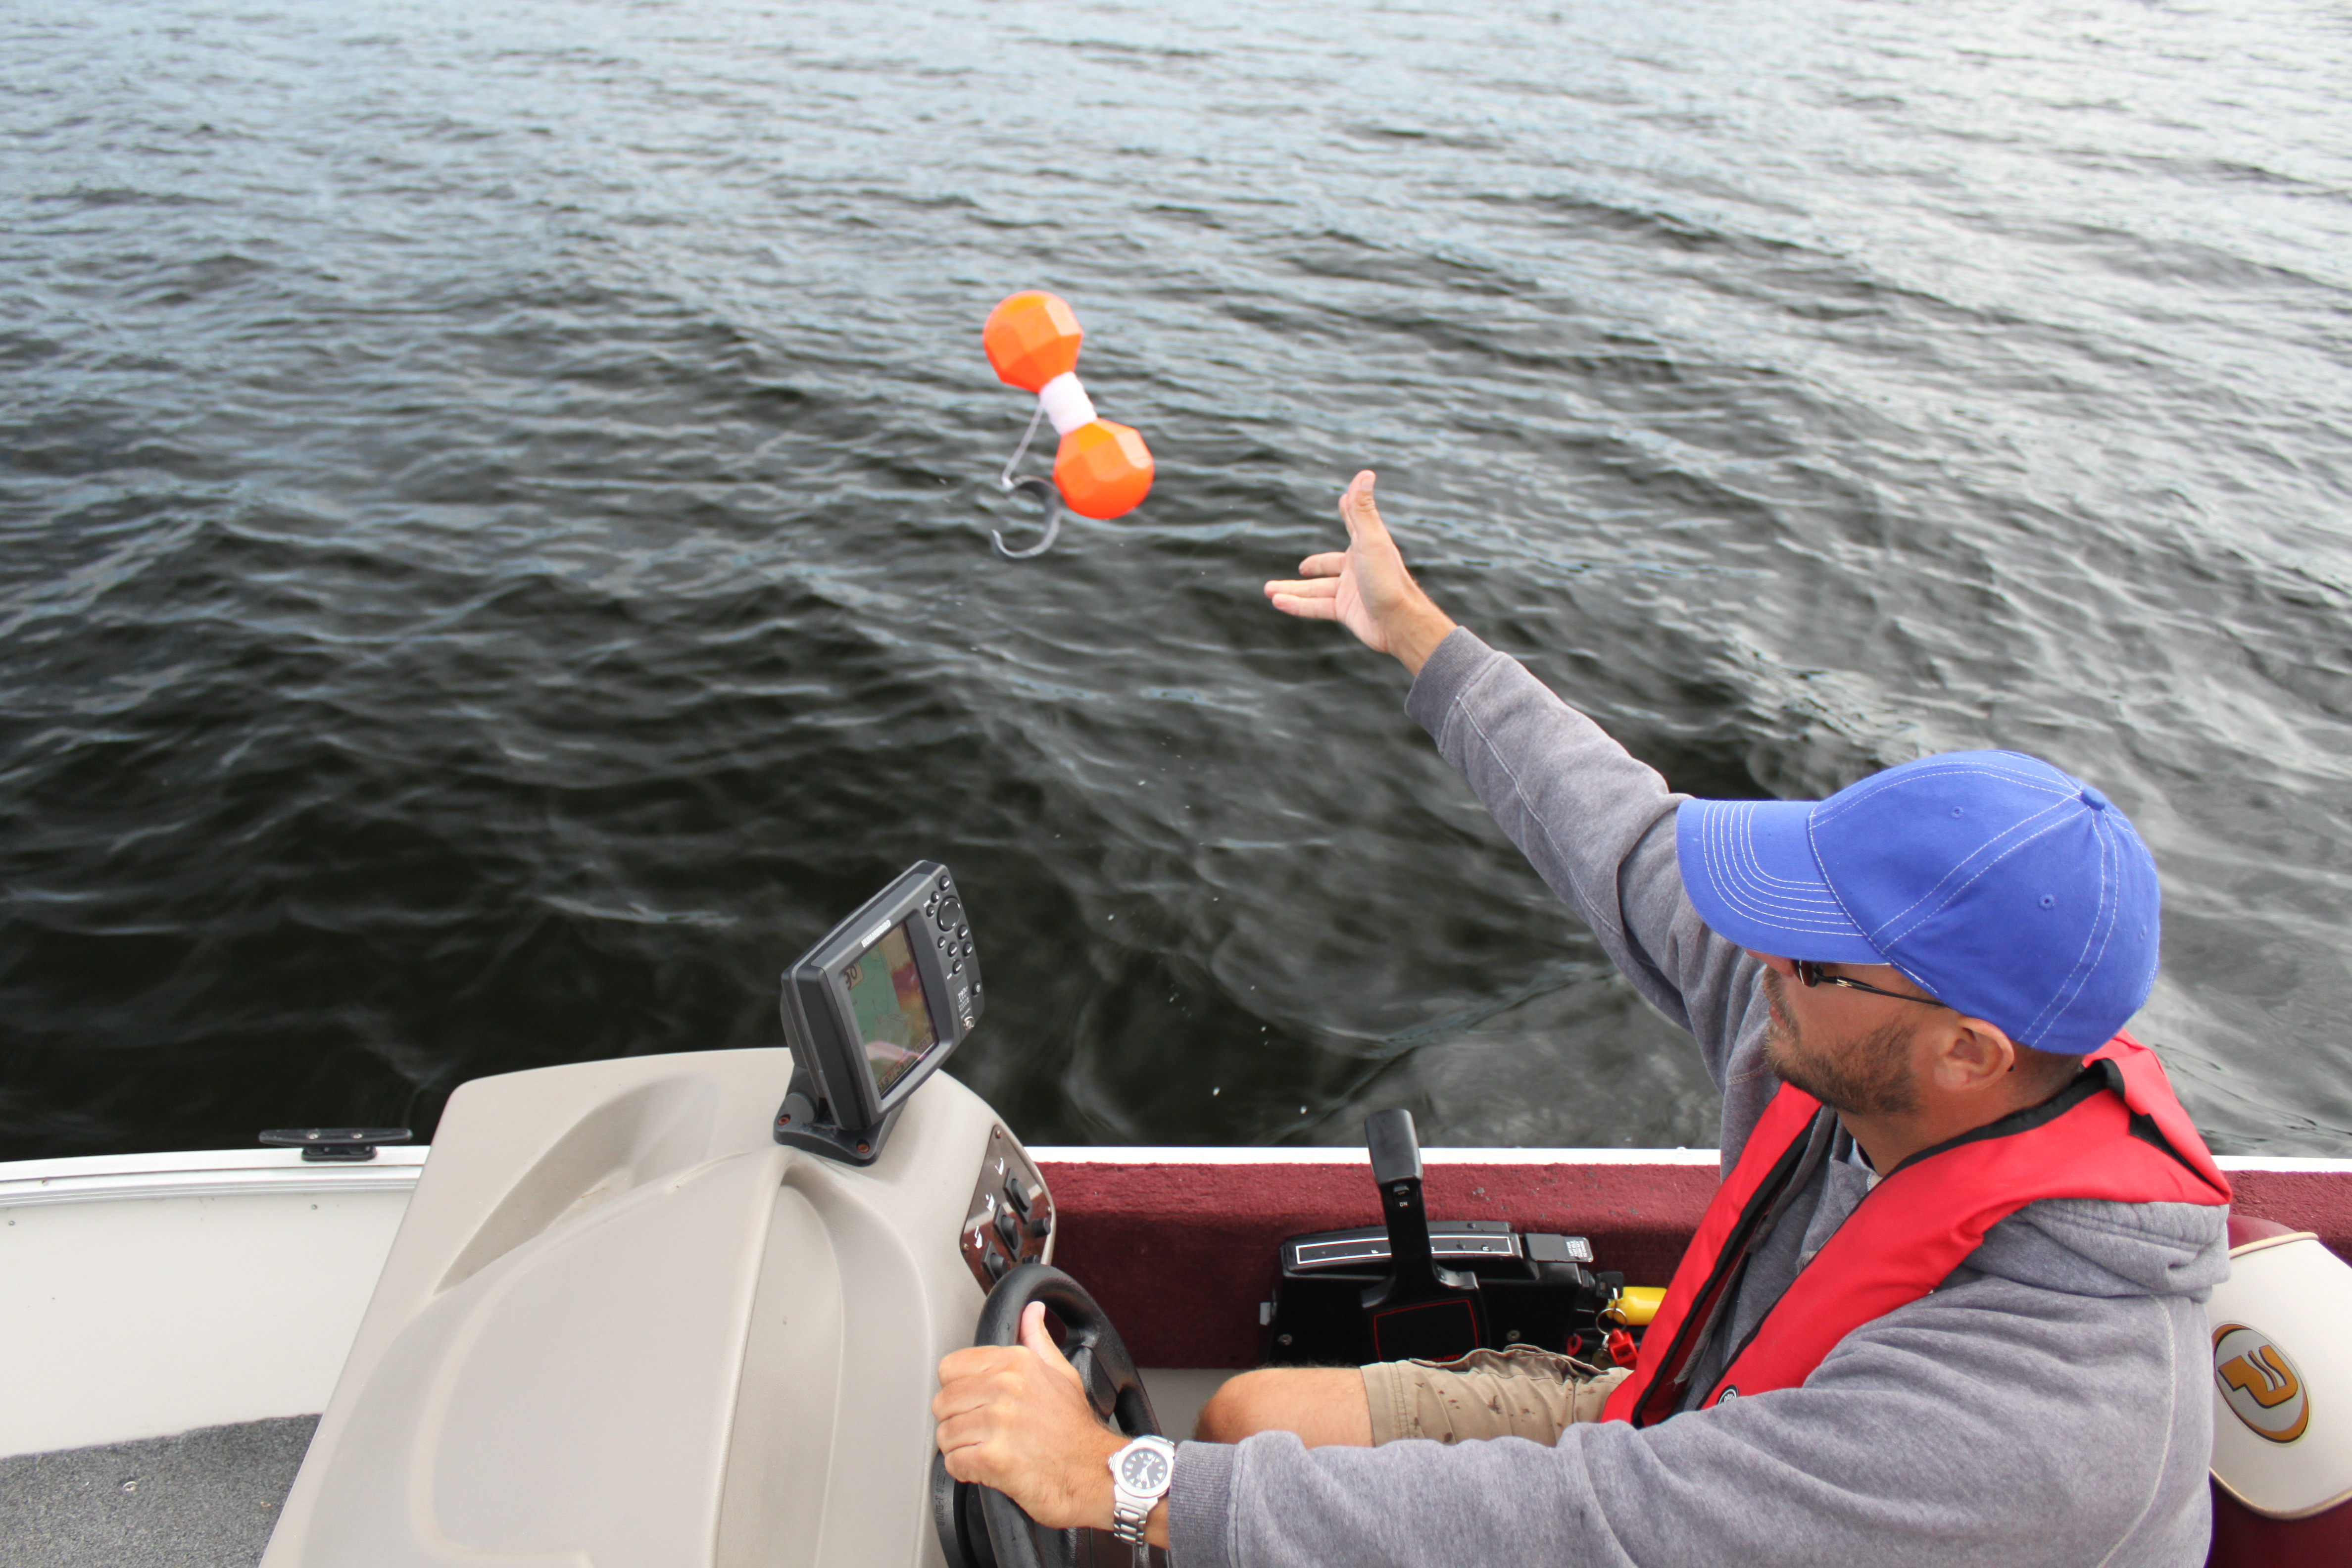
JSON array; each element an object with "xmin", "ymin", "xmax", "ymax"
[{"xmin": 1604, "ymin": 1286, "xmax": 1667, "ymax": 1327}]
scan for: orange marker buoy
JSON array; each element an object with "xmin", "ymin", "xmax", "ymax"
[
  {"xmin": 983, "ymin": 292, "xmax": 1153, "ymax": 555},
  {"xmin": 982, "ymin": 290, "xmax": 1082, "ymax": 394}
]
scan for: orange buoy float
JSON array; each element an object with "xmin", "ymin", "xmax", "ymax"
[{"xmin": 982, "ymin": 291, "xmax": 1154, "ymax": 556}]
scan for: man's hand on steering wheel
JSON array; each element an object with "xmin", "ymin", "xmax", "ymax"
[
  {"xmin": 1263, "ymin": 469, "xmax": 1459, "ymax": 677},
  {"xmin": 935, "ymin": 1300, "xmax": 1163, "ymax": 1542}
]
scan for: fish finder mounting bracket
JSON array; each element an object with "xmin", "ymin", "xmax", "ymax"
[{"xmin": 773, "ymin": 860, "xmax": 984, "ymax": 1167}]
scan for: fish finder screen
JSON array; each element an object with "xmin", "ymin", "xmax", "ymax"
[{"xmin": 842, "ymin": 922, "xmax": 937, "ymax": 1099}]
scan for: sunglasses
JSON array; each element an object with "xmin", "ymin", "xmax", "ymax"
[{"xmin": 1794, "ymin": 959, "xmax": 1943, "ymax": 1007}]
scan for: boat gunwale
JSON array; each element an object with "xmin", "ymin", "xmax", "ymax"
[
  {"xmin": 0, "ymin": 1146, "xmax": 431, "ymax": 1208},
  {"xmin": 2, "ymin": 1145, "xmax": 2345, "ymax": 1210}
]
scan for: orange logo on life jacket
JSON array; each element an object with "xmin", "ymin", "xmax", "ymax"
[{"xmin": 2212, "ymin": 1323, "xmax": 2310, "ymax": 1443}]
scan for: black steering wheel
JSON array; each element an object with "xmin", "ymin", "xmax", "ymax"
[{"xmin": 933, "ymin": 1263, "xmax": 1163, "ymax": 1568}]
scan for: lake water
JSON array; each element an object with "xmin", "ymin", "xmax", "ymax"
[{"xmin": 4, "ymin": 0, "xmax": 2350, "ymax": 1159}]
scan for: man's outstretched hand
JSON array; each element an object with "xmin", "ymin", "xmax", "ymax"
[
  {"xmin": 934, "ymin": 1301, "xmax": 1167, "ymax": 1546},
  {"xmin": 1264, "ymin": 470, "xmax": 1458, "ymax": 676}
]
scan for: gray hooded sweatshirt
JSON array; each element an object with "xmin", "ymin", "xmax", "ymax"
[{"xmin": 1167, "ymin": 629, "xmax": 2228, "ymax": 1568}]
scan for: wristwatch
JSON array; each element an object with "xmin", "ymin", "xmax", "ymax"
[{"xmin": 1107, "ymin": 1433, "xmax": 1177, "ymax": 1564}]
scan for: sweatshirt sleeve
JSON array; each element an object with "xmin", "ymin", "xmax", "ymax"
[
  {"xmin": 1165, "ymin": 1274, "xmax": 2210, "ymax": 1568},
  {"xmin": 1402, "ymin": 627, "xmax": 1761, "ymax": 1091}
]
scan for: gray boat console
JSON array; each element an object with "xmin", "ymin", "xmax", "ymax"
[{"xmin": 260, "ymin": 1046, "xmax": 1050, "ymax": 1568}]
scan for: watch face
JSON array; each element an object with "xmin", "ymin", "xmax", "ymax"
[{"xmin": 1119, "ymin": 1446, "xmax": 1171, "ymax": 1491}]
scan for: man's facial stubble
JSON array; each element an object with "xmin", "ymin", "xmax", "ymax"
[{"xmin": 1760, "ymin": 966, "xmax": 1920, "ymax": 1118}]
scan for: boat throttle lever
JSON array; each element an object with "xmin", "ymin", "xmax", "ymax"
[{"xmin": 1359, "ymin": 1109, "xmax": 1485, "ymax": 1362}]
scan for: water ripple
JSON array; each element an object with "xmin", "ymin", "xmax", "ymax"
[{"xmin": 2, "ymin": 0, "xmax": 2350, "ymax": 1158}]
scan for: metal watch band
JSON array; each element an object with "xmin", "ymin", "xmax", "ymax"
[{"xmin": 1107, "ymin": 1435, "xmax": 1176, "ymax": 1553}]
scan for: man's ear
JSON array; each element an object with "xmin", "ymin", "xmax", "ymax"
[{"xmin": 1927, "ymin": 1015, "xmax": 2018, "ymax": 1093}]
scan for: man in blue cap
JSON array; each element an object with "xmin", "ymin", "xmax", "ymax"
[{"xmin": 934, "ymin": 472, "xmax": 2233, "ymax": 1567}]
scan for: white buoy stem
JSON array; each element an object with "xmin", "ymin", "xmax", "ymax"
[{"xmin": 1037, "ymin": 372, "xmax": 1098, "ymax": 436}]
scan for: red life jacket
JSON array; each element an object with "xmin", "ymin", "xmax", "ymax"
[{"xmin": 1601, "ymin": 1030, "xmax": 2230, "ymax": 1427}]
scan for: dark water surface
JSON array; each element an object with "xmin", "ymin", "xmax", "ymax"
[{"xmin": 5, "ymin": 0, "xmax": 2351, "ymax": 1160}]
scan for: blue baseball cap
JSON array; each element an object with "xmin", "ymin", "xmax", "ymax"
[{"xmin": 1675, "ymin": 750, "xmax": 2160, "ymax": 1057}]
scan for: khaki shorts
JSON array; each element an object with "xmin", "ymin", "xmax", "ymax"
[{"xmin": 1361, "ymin": 1346, "xmax": 1631, "ymax": 1445}]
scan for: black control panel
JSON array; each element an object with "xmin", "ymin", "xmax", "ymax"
[{"xmin": 1264, "ymin": 1112, "xmax": 1628, "ymax": 1367}]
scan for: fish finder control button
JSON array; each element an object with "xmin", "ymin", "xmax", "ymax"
[{"xmin": 938, "ymin": 896, "xmax": 965, "ymax": 929}]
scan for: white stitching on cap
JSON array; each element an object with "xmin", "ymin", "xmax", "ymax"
[
  {"xmin": 1806, "ymin": 756, "xmax": 2110, "ymax": 1017},
  {"xmin": 2022, "ymin": 808, "xmax": 2116, "ymax": 1043},
  {"xmin": 1811, "ymin": 758, "xmax": 2073, "ymax": 835},
  {"xmin": 1822, "ymin": 755, "xmax": 2074, "ymax": 815},
  {"xmin": 1695, "ymin": 801, "xmax": 1867, "ymax": 934},
  {"xmin": 2019, "ymin": 811, "xmax": 2124, "ymax": 1045},
  {"xmin": 1806, "ymin": 808, "xmax": 1878, "ymax": 948},
  {"xmin": 2015, "ymin": 829, "xmax": 2104, "ymax": 1041},
  {"xmin": 1864, "ymin": 802, "xmax": 2062, "ymax": 939},
  {"xmin": 1714, "ymin": 805, "xmax": 1846, "ymax": 910},
  {"xmin": 1804, "ymin": 758, "xmax": 2078, "ymax": 945},
  {"xmin": 1700, "ymin": 810, "xmax": 1854, "ymax": 931},
  {"xmin": 1871, "ymin": 801, "xmax": 2077, "ymax": 948}
]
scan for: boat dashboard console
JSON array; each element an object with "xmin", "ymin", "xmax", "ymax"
[
  {"xmin": 258, "ymin": 864, "xmax": 1635, "ymax": 1568},
  {"xmin": 261, "ymin": 865, "xmax": 1048, "ymax": 1568}
]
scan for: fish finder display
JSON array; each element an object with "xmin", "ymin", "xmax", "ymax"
[
  {"xmin": 775, "ymin": 859, "xmax": 981, "ymax": 1163},
  {"xmin": 842, "ymin": 921, "xmax": 938, "ymax": 1097}
]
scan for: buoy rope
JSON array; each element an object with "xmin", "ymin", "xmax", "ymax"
[{"xmin": 991, "ymin": 402, "xmax": 1061, "ymax": 559}]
